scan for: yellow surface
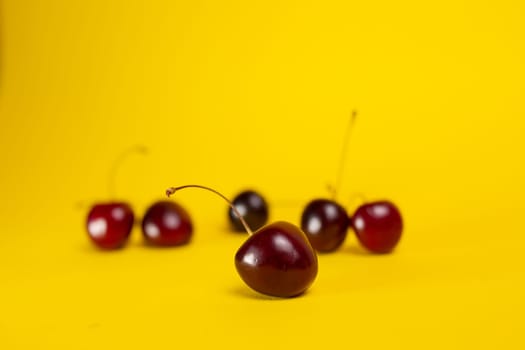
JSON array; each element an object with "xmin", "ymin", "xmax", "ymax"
[{"xmin": 1, "ymin": 0, "xmax": 524, "ymax": 348}]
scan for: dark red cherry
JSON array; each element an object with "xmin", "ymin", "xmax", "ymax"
[
  {"xmin": 166, "ymin": 185, "xmax": 318, "ymax": 298},
  {"xmin": 352, "ymin": 201, "xmax": 403, "ymax": 253},
  {"xmin": 228, "ymin": 190, "xmax": 269, "ymax": 232},
  {"xmin": 301, "ymin": 199, "xmax": 350, "ymax": 252},
  {"xmin": 235, "ymin": 221, "xmax": 318, "ymax": 298},
  {"xmin": 142, "ymin": 201, "xmax": 193, "ymax": 246},
  {"xmin": 86, "ymin": 202, "xmax": 134, "ymax": 249}
]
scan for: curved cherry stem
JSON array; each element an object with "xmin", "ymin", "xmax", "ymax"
[
  {"xmin": 166, "ymin": 185, "xmax": 254, "ymax": 236},
  {"xmin": 108, "ymin": 145, "xmax": 148, "ymax": 199},
  {"xmin": 332, "ymin": 110, "xmax": 357, "ymax": 201}
]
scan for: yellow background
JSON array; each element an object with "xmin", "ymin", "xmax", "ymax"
[{"xmin": 1, "ymin": 0, "xmax": 524, "ymax": 348}]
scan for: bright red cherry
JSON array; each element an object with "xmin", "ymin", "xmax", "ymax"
[
  {"xmin": 228, "ymin": 190, "xmax": 269, "ymax": 232},
  {"xmin": 142, "ymin": 201, "xmax": 193, "ymax": 246},
  {"xmin": 351, "ymin": 201, "xmax": 403, "ymax": 253},
  {"xmin": 235, "ymin": 221, "xmax": 318, "ymax": 297},
  {"xmin": 166, "ymin": 185, "xmax": 318, "ymax": 298},
  {"xmin": 86, "ymin": 202, "xmax": 134, "ymax": 249},
  {"xmin": 301, "ymin": 199, "xmax": 350, "ymax": 252}
]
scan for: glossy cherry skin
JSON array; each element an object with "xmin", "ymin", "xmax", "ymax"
[
  {"xmin": 352, "ymin": 201, "xmax": 403, "ymax": 253},
  {"xmin": 235, "ymin": 221, "xmax": 318, "ymax": 298},
  {"xmin": 228, "ymin": 190, "xmax": 269, "ymax": 232},
  {"xmin": 86, "ymin": 202, "xmax": 134, "ymax": 249},
  {"xmin": 301, "ymin": 199, "xmax": 350, "ymax": 252},
  {"xmin": 142, "ymin": 201, "xmax": 193, "ymax": 246}
]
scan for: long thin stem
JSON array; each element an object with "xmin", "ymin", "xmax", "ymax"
[
  {"xmin": 108, "ymin": 145, "xmax": 148, "ymax": 199},
  {"xmin": 166, "ymin": 185, "xmax": 254, "ymax": 236},
  {"xmin": 333, "ymin": 110, "xmax": 357, "ymax": 201}
]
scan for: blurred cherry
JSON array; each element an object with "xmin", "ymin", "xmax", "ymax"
[
  {"xmin": 301, "ymin": 199, "xmax": 350, "ymax": 252},
  {"xmin": 228, "ymin": 190, "xmax": 269, "ymax": 232},
  {"xmin": 142, "ymin": 201, "xmax": 193, "ymax": 246},
  {"xmin": 87, "ymin": 203, "xmax": 134, "ymax": 249},
  {"xmin": 351, "ymin": 200, "xmax": 403, "ymax": 253}
]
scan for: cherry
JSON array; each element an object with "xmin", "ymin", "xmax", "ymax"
[
  {"xmin": 87, "ymin": 202, "xmax": 134, "ymax": 249},
  {"xmin": 352, "ymin": 200, "xmax": 403, "ymax": 254},
  {"xmin": 166, "ymin": 185, "xmax": 318, "ymax": 298},
  {"xmin": 85, "ymin": 146, "xmax": 146, "ymax": 249},
  {"xmin": 234, "ymin": 221, "xmax": 318, "ymax": 297},
  {"xmin": 301, "ymin": 199, "xmax": 350, "ymax": 252},
  {"xmin": 228, "ymin": 190, "xmax": 269, "ymax": 232},
  {"xmin": 142, "ymin": 201, "xmax": 193, "ymax": 246},
  {"xmin": 300, "ymin": 111, "xmax": 357, "ymax": 252}
]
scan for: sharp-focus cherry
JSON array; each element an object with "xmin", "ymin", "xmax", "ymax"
[
  {"xmin": 234, "ymin": 221, "xmax": 318, "ymax": 297},
  {"xmin": 87, "ymin": 202, "xmax": 134, "ymax": 249},
  {"xmin": 352, "ymin": 200, "xmax": 403, "ymax": 254},
  {"xmin": 228, "ymin": 190, "xmax": 269, "ymax": 232},
  {"xmin": 85, "ymin": 146, "xmax": 147, "ymax": 249},
  {"xmin": 300, "ymin": 111, "xmax": 357, "ymax": 252},
  {"xmin": 142, "ymin": 201, "xmax": 193, "ymax": 246},
  {"xmin": 166, "ymin": 185, "xmax": 318, "ymax": 298},
  {"xmin": 301, "ymin": 199, "xmax": 350, "ymax": 252}
]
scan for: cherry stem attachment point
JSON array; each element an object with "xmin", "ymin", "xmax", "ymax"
[
  {"xmin": 347, "ymin": 192, "xmax": 368, "ymax": 209},
  {"xmin": 166, "ymin": 185, "xmax": 254, "ymax": 236},
  {"xmin": 326, "ymin": 183, "xmax": 336, "ymax": 199}
]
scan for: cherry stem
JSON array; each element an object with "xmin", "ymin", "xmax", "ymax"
[
  {"xmin": 108, "ymin": 145, "xmax": 148, "ymax": 199},
  {"xmin": 333, "ymin": 110, "xmax": 357, "ymax": 201},
  {"xmin": 347, "ymin": 192, "xmax": 368, "ymax": 209},
  {"xmin": 166, "ymin": 185, "xmax": 254, "ymax": 236}
]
